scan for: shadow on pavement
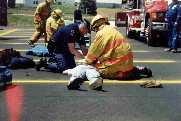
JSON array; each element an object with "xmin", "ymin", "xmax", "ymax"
[{"xmin": 0, "ymin": 84, "xmax": 17, "ymax": 92}]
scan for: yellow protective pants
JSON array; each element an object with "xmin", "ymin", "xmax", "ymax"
[{"xmin": 31, "ymin": 20, "xmax": 47, "ymax": 44}]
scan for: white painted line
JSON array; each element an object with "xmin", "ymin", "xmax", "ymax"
[
  {"xmin": 0, "ymin": 42, "xmax": 44, "ymax": 45},
  {"xmin": 1, "ymin": 35, "xmax": 31, "ymax": 38},
  {"xmin": 16, "ymin": 29, "xmax": 34, "ymax": 31}
]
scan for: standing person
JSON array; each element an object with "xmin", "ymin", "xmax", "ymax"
[
  {"xmin": 164, "ymin": 0, "xmax": 181, "ymax": 53},
  {"xmin": 36, "ymin": 23, "xmax": 89, "ymax": 72},
  {"xmin": 85, "ymin": 15, "xmax": 152, "ymax": 80},
  {"xmin": 27, "ymin": 0, "xmax": 52, "ymax": 46},
  {"xmin": 74, "ymin": 7, "xmax": 83, "ymax": 23},
  {"xmin": 177, "ymin": 4, "xmax": 181, "ymax": 38},
  {"xmin": 46, "ymin": 9, "xmax": 65, "ymax": 42}
]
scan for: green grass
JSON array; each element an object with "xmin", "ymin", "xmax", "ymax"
[
  {"xmin": 7, "ymin": 4, "xmax": 76, "ymax": 27},
  {"xmin": 7, "ymin": 4, "xmax": 95, "ymax": 27},
  {"xmin": 8, "ymin": 14, "xmax": 34, "ymax": 27}
]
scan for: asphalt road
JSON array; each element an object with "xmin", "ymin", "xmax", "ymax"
[{"xmin": 0, "ymin": 27, "xmax": 181, "ymax": 121}]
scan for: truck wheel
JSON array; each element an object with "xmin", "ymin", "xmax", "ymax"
[
  {"xmin": 126, "ymin": 25, "xmax": 134, "ymax": 38},
  {"xmin": 126, "ymin": 26, "xmax": 131, "ymax": 37},
  {"xmin": 145, "ymin": 19, "xmax": 154, "ymax": 46}
]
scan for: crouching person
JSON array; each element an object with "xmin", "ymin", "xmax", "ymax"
[
  {"xmin": 46, "ymin": 9, "xmax": 65, "ymax": 42},
  {"xmin": 35, "ymin": 22, "xmax": 89, "ymax": 72},
  {"xmin": 63, "ymin": 64, "xmax": 103, "ymax": 90}
]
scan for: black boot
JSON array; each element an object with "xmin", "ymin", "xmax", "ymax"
[
  {"xmin": 67, "ymin": 78, "xmax": 84, "ymax": 90},
  {"xmin": 138, "ymin": 66, "xmax": 152, "ymax": 78},
  {"xmin": 35, "ymin": 58, "xmax": 48, "ymax": 71},
  {"xmin": 93, "ymin": 86, "xmax": 102, "ymax": 91}
]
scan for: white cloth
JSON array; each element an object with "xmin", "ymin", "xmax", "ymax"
[{"xmin": 65, "ymin": 65, "xmax": 103, "ymax": 89}]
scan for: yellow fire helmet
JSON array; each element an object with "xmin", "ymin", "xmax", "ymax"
[
  {"xmin": 91, "ymin": 14, "xmax": 109, "ymax": 31},
  {"xmin": 45, "ymin": 0, "xmax": 53, "ymax": 3},
  {"xmin": 54, "ymin": 9, "xmax": 63, "ymax": 17}
]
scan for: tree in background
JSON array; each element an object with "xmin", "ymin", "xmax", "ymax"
[{"xmin": 79, "ymin": 0, "xmax": 97, "ymax": 15}]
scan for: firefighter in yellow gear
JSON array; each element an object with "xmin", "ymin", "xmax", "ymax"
[
  {"xmin": 46, "ymin": 9, "xmax": 65, "ymax": 42},
  {"xmin": 28, "ymin": 0, "xmax": 52, "ymax": 46},
  {"xmin": 86, "ymin": 15, "xmax": 152, "ymax": 80}
]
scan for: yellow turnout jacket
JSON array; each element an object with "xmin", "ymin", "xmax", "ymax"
[
  {"xmin": 34, "ymin": 2, "xmax": 51, "ymax": 23},
  {"xmin": 46, "ymin": 16, "xmax": 65, "ymax": 41}
]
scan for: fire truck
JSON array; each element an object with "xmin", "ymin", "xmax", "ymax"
[{"xmin": 116, "ymin": 0, "xmax": 170, "ymax": 46}]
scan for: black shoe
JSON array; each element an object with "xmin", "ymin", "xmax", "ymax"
[
  {"xmin": 35, "ymin": 58, "xmax": 47, "ymax": 71},
  {"xmin": 171, "ymin": 49, "xmax": 177, "ymax": 53},
  {"xmin": 67, "ymin": 78, "xmax": 83, "ymax": 90},
  {"xmin": 93, "ymin": 86, "xmax": 102, "ymax": 91},
  {"xmin": 140, "ymin": 67, "xmax": 152, "ymax": 78},
  {"xmin": 164, "ymin": 48, "xmax": 172, "ymax": 52}
]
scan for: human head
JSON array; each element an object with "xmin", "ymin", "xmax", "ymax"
[
  {"xmin": 51, "ymin": 9, "xmax": 63, "ymax": 19},
  {"xmin": 78, "ymin": 23, "xmax": 88, "ymax": 36},
  {"xmin": 91, "ymin": 14, "xmax": 110, "ymax": 32}
]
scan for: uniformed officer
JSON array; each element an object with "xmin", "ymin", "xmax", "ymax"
[
  {"xmin": 177, "ymin": 4, "xmax": 181, "ymax": 34},
  {"xmin": 164, "ymin": 0, "xmax": 181, "ymax": 53},
  {"xmin": 74, "ymin": 7, "xmax": 83, "ymax": 23},
  {"xmin": 28, "ymin": 0, "xmax": 52, "ymax": 46},
  {"xmin": 36, "ymin": 23, "xmax": 89, "ymax": 72},
  {"xmin": 46, "ymin": 9, "xmax": 65, "ymax": 42}
]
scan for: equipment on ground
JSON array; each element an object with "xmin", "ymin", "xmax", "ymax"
[{"xmin": 0, "ymin": 66, "xmax": 12, "ymax": 86}]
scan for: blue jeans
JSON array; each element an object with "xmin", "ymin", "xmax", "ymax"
[
  {"xmin": 47, "ymin": 54, "xmax": 66, "ymax": 73},
  {"xmin": 168, "ymin": 23, "xmax": 178, "ymax": 49}
]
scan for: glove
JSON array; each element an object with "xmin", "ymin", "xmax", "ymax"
[{"xmin": 140, "ymin": 80, "xmax": 163, "ymax": 88}]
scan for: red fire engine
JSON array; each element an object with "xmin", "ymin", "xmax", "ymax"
[{"xmin": 116, "ymin": 0, "xmax": 169, "ymax": 46}]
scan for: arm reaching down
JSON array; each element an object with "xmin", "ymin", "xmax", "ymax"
[{"xmin": 68, "ymin": 43, "xmax": 84, "ymax": 59}]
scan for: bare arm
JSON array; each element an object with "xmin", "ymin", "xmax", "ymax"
[
  {"xmin": 80, "ymin": 45, "xmax": 88, "ymax": 56},
  {"xmin": 68, "ymin": 43, "xmax": 84, "ymax": 59}
]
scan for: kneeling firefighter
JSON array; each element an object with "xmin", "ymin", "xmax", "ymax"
[{"xmin": 85, "ymin": 15, "xmax": 153, "ymax": 80}]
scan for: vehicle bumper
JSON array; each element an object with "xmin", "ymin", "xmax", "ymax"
[{"xmin": 151, "ymin": 22, "xmax": 168, "ymax": 31}]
